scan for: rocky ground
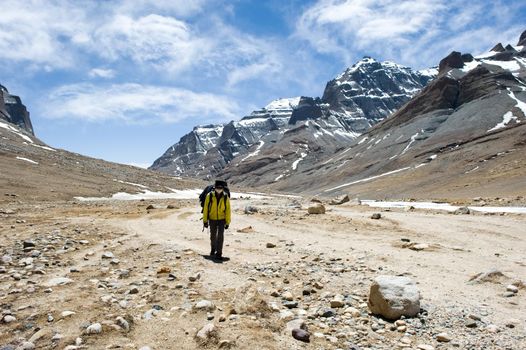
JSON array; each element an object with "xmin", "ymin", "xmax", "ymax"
[{"xmin": 0, "ymin": 196, "xmax": 525, "ymax": 350}]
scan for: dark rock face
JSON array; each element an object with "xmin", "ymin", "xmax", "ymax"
[
  {"xmin": 438, "ymin": 51, "xmax": 464, "ymax": 74},
  {"xmin": 491, "ymin": 43, "xmax": 505, "ymax": 52},
  {"xmin": 151, "ymin": 58, "xmax": 435, "ymax": 178},
  {"xmin": 288, "ymin": 97, "xmax": 324, "ymax": 125},
  {"xmin": 519, "ymin": 30, "xmax": 526, "ymax": 46},
  {"xmin": 322, "ymin": 57, "xmax": 434, "ymax": 129},
  {"xmin": 0, "ymin": 84, "xmax": 34, "ymax": 135}
]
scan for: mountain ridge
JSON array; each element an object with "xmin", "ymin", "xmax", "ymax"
[{"xmin": 150, "ymin": 57, "xmax": 435, "ymax": 179}]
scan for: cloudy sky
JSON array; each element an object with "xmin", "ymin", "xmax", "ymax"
[{"xmin": 1, "ymin": 0, "xmax": 525, "ymax": 167}]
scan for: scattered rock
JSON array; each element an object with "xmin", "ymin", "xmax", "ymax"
[
  {"xmin": 237, "ymin": 226, "xmax": 255, "ymax": 233},
  {"xmin": 101, "ymin": 252, "xmax": 114, "ymax": 259},
  {"xmin": 469, "ymin": 268, "xmax": 506, "ymax": 283},
  {"xmin": 329, "ymin": 195, "xmax": 350, "ymax": 205},
  {"xmin": 266, "ymin": 242, "xmax": 276, "ymax": 248},
  {"xmin": 371, "ymin": 213, "xmax": 381, "ymax": 220},
  {"xmin": 417, "ymin": 345, "xmax": 435, "ymax": 350},
  {"xmin": 282, "ymin": 291, "xmax": 293, "ymax": 301},
  {"xmin": 15, "ymin": 342, "xmax": 34, "ymax": 350},
  {"xmin": 368, "ymin": 275, "xmax": 420, "ymax": 320},
  {"xmin": 146, "ymin": 204, "xmax": 155, "ymax": 210},
  {"xmin": 23, "ymin": 240, "xmax": 36, "ymax": 249},
  {"xmin": 196, "ymin": 323, "xmax": 217, "ymax": 342},
  {"xmin": 195, "ymin": 300, "xmax": 215, "ymax": 311},
  {"xmin": 292, "ymin": 328, "xmax": 310, "ymax": 343},
  {"xmin": 320, "ymin": 308, "xmax": 335, "ymax": 318},
  {"xmin": 308, "ymin": 203, "xmax": 325, "ymax": 214},
  {"xmin": 116, "ymin": 316, "xmax": 130, "ymax": 332},
  {"xmin": 157, "ymin": 266, "xmax": 171, "ymax": 274},
  {"xmin": 454, "ymin": 207, "xmax": 470, "ymax": 215},
  {"xmin": 465, "ymin": 320, "xmax": 478, "ymax": 328},
  {"xmin": 61, "ymin": 311, "xmax": 76, "ymax": 318},
  {"xmin": 244, "ymin": 206, "xmax": 259, "ymax": 214},
  {"xmin": 44, "ymin": 277, "xmax": 73, "ymax": 287},
  {"xmin": 218, "ymin": 340, "xmax": 233, "ymax": 349},
  {"xmin": 436, "ymin": 332, "xmax": 451, "ymax": 342},
  {"xmin": 286, "ymin": 319, "xmax": 307, "ymax": 332},
  {"xmin": 506, "ymin": 285, "xmax": 518, "ymax": 293},
  {"xmin": 409, "ymin": 243, "xmax": 429, "ymax": 251},
  {"xmin": 3, "ymin": 315, "xmax": 16, "ymax": 323},
  {"xmin": 86, "ymin": 323, "xmax": 102, "ymax": 334},
  {"xmin": 330, "ymin": 294, "xmax": 345, "ymax": 308}
]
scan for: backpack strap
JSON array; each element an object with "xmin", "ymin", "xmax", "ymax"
[{"xmin": 207, "ymin": 192, "xmax": 213, "ymax": 219}]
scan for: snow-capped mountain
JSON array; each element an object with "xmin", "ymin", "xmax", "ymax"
[
  {"xmin": 149, "ymin": 97, "xmax": 300, "ymax": 177},
  {"xmin": 241, "ymin": 30, "xmax": 526, "ymax": 199},
  {"xmin": 150, "ymin": 59, "xmax": 435, "ymax": 178},
  {"xmin": 0, "ymin": 84, "xmax": 33, "ymax": 135}
]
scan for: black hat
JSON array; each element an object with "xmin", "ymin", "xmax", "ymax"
[{"xmin": 214, "ymin": 180, "xmax": 227, "ymax": 188}]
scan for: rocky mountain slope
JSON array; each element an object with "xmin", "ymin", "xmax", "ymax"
[
  {"xmin": 0, "ymin": 84, "xmax": 34, "ymax": 135},
  {"xmin": 151, "ymin": 59, "xmax": 435, "ymax": 178},
  {"xmin": 0, "ymin": 114, "xmax": 200, "ymax": 203},
  {"xmin": 235, "ymin": 31, "xmax": 526, "ymax": 200}
]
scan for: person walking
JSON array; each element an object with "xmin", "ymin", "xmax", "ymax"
[{"xmin": 203, "ymin": 180, "xmax": 231, "ymax": 260}]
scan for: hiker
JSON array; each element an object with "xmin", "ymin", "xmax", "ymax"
[{"xmin": 203, "ymin": 180, "xmax": 231, "ymax": 259}]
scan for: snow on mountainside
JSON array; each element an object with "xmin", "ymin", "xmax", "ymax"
[{"xmin": 151, "ymin": 59, "xmax": 435, "ymax": 179}]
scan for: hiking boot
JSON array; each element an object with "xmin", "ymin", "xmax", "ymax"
[
  {"xmin": 215, "ymin": 253, "xmax": 222, "ymax": 260},
  {"xmin": 210, "ymin": 249, "xmax": 215, "ymax": 257}
]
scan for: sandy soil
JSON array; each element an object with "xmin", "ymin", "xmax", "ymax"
[{"xmin": 0, "ymin": 197, "xmax": 525, "ymax": 349}]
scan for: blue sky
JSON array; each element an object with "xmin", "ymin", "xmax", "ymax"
[{"xmin": 1, "ymin": 0, "xmax": 525, "ymax": 168}]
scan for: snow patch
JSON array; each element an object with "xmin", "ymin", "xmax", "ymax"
[
  {"xmin": 16, "ymin": 156, "xmax": 38, "ymax": 164},
  {"xmin": 75, "ymin": 188, "xmax": 270, "ymax": 201},
  {"xmin": 361, "ymin": 200, "xmax": 526, "ymax": 214},
  {"xmin": 324, "ymin": 167, "xmax": 411, "ymax": 192},
  {"xmin": 0, "ymin": 120, "xmax": 34, "ymax": 143},
  {"xmin": 265, "ymin": 97, "xmax": 301, "ymax": 110},
  {"xmin": 291, "ymin": 152, "xmax": 307, "ymax": 171},
  {"xmin": 487, "ymin": 90, "xmax": 525, "ymax": 132},
  {"xmin": 239, "ymin": 141, "xmax": 265, "ymax": 163},
  {"xmin": 401, "ymin": 132, "xmax": 419, "ymax": 155},
  {"xmin": 114, "ymin": 180, "xmax": 149, "ymax": 189}
]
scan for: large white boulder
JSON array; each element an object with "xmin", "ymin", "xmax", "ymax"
[{"xmin": 368, "ymin": 275, "xmax": 420, "ymax": 320}]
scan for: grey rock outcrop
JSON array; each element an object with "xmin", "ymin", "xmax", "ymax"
[{"xmin": 0, "ymin": 84, "xmax": 34, "ymax": 135}]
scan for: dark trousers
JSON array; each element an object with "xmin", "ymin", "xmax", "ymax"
[{"xmin": 209, "ymin": 220, "xmax": 225, "ymax": 256}]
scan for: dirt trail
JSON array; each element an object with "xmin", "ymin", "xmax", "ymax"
[
  {"xmin": 2, "ymin": 198, "xmax": 525, "ymax": 349},
  {"xmin": 111, "ymin": 200, "xmax": 526, "ymax": 326}
]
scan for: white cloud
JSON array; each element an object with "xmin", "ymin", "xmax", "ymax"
[
  {"xmin": 0, "ymin": 0, "xmax": 90, "ymax": 68},
  {"xmin": 40, "ymin": 83, "xmax": 242, "ymax": 124},
  {"xmin": 295, "ymin": 0, "xmax": 526, "ymax": 68},
  {"xmin": 89, "ymin": 68, "xmax": 115, "ymax": 79}
]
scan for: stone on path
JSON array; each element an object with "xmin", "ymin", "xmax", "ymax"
[
  {"xmin": 368, "ymin": 275, "xmax": 420, "ymax": 320},
  {"xmin": 195, "ymin": 300, "xmax": 215, "ymax": 311},
  {"xmin": 86, "ymin": 323, "xmax": 102, "ymax": 334},
  {"xmin": 330, "ymin": 195, "xmax": 350, "ymax": 205},
  {"xmin": 436, "ymin": 332, "xmax": 451, "ymax": 342},
  {"xmin": 44, "ymin": 277, "xmax": 73, "ymax": 287},
  {"xmin": 292, "ymin": 328, "xmax": 310, "ymax": 343},
  {"xmin": 371, "ymin": 213, "xmax": 381, "ymax": 219},
  {"xmin": 308, "ymin": 203, "xmax": 325, "ymax": 214},
  {"xmin": 196, "ymin": 323, "xmax": 217, "ymax": 342}
]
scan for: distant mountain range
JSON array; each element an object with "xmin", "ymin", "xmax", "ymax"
[
  {"xmin": 152, "ymin": 30, "xmax": 526, "ymax": 199},
  {"xmin": 150, "ymin": 58, "xmax": 435, "ymax": 179}
]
